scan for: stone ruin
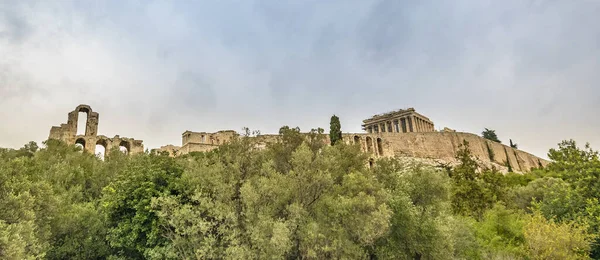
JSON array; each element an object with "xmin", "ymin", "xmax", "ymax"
[
  {"xmin": 48, "ymin": 104, "xmax": 143, "ymax": 155},
  {"xmin": 362, "ymin": 107, "xmax": 435, "ymax": 133},
  {"xmin": 156, "ymin": 130, "xmax": 237, "ymax": 156},
  {"xmin": 48, "ymin": 105, "xmax": 550, "ymax": 172}
]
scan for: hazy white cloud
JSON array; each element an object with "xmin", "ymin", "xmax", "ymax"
[{"xmin": 0, "ymin": 0, "xmax": 599, "ymax": 158}]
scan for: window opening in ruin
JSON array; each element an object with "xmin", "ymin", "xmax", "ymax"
[
  {"xmin": 377, "ymin": 138, "xmax": 383, "ymax": 155},
  {"xmin": 95, "ymin": 144, "xmax": 106, "ymax": 160},
  {"xmin": 119, "ymin": 141, "xmax": 130, "ymax": 154},
  {"xmin": 369, "ymin": 159, "xmax": 374, "ymax": 169},
  {"xmin": 366, "ymin": 137, "xmax": 373, "ymax": 153},
  {"xmin": 77, "ymin": 111, "xmax": 88, "ymax": 136},
  {"xmin": 354, "ymin": 135, "xmax": 360, "ymax": 145},
  {"xmin": 201, "ymin": 135, "xmax": 205, "ymax": 143}
]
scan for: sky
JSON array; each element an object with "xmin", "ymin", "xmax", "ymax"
[{"xmin": 1, "ymin": 0, "xmax": 599, "ymax": 159}]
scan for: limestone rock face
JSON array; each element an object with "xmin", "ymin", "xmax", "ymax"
[{"xmin": 341, "ymin": 132, "xmax": 548, "ymax": 172}]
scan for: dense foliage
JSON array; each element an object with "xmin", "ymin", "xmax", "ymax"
[{"xmin": 0, "ymin": 130, "xmax": 598, "ymax": 259}]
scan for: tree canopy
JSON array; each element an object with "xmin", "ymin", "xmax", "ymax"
[{"xmin": 0, "ymin": 132, "xmax": 598, "ymax": 259}]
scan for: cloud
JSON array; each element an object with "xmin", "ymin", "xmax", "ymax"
[{"xmin": 0, "ymin": 0, "xmax": 599, "ymax": 159}]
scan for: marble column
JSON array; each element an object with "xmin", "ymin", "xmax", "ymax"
[
  {"xmin": 414, "ymin": 119, "xmax": 418, "ymax": 132},
  {"xmin": 399, "ymin": 118, "xmax": 404, "ymax": 132}
]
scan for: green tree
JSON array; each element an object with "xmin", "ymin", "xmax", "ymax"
[
  {"xmin": 542, "ymin": 140, "xmax": 600, "ymax": 257},
  {"xmin": 152, "ymin": 131, "xmax": 390, "ymax": 259},
  {"xmin": 524, "ymin": 211, "xmax": 595, "ymax": 259},
  {"xmin": 329, "ymin": 115, "xmax": 342, "ymax": 146},
  {"xmin": 102, "ymin": 154, "xmax": 184, "ymax": 258},
  {"xmin": 449, "ymin": 141, "xmax": 505, "ymax": 220},
  {"xmin": 482, "ymin": 128, "xmax": 501, "ymax": 143},
  {"xmin": 474, "ymin": 204, "xmax": 526, "ymax": 258},
  {"xmin": 373, "ymin": 161, "xmax": 454, "ymax": 259}
]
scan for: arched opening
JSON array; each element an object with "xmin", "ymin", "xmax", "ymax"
[
  {"xmin": 354, "ymin": 135, "xmax": 360, "ymax": 145},
  {"xmin": 366, "ymin": 137, "xmax": 373, "ymax": 153},
  {"xmin": 95, "ymin": 143, "xmax": 106, "ymax": 160},
  {"xmin": 377, "ymin": 138, "xmax": 383, "ymax": 155},
  {"xmin": 119, "ymin": 141, "xmax": 130, "ymax": 155},
  {"xmin": 369, "ymin": 158, "xmax": 374, "ymax": 169},
  {"xmin": 75, "ymin": 138, "xmax": 86, "ymax": 152},
  {"xmin": 76, "ymin": 108, "xmax": 89, "ymax": 136}
]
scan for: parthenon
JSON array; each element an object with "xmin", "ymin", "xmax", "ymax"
[{"xmin": 362, "ymin": 108, "xmax": 434, "ymax": 133}]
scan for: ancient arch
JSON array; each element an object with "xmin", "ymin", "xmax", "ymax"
[
  {"xmin": 354, "ymin": 135, "xmax": 360, "ymax": 144},
  {"xmin": 75, "ymin": 138, "xmax": 86, "ymax": 151},
  {"xmin": 376, "ymin": 138, "xmax": 383, "ymax": 155},
  {"xmin": 366, "ymin": 137, "xmax": 373, "ymax": 153},
  {"xmin": 95, "ymin": 138, "xmax": 108, "ymax": 159},
  {"xmin": 75, "ymin": 105, "xmax": 92, "ymax": 136},
  {"xmin": 96, "ymin": 138, "xmax": 108, "ymax": 147},
  {"xmin": 119, "ymin": 140, "xmax": 130, "ymax": 154}
]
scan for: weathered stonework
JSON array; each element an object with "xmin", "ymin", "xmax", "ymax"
[
  {"xmin": 48, "ymin": 105, "xmax": 144, "ymax": 154},
  {"xmin": 156, "ymin": 130, "xmax": 238, "ymax": 156},
  {"xmin": 362, "ymin": 108, "xmax": 435, "ymax": 133},
  {"xmin": 49, "ymin": 105, "xmax": 549, "ymax": 172},
  {"xmin": 342, "ymin": 132, "xmax": 549, "ymax": 172}
]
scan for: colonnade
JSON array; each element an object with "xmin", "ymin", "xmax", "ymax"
[{"xmin": 365, "ymin": 115, "xmax": 434, "ymax": 133}]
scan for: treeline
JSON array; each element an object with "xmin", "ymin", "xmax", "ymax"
[{"xmin": 1, "ymin": 127, "xmax": 599, "ymax": 259}]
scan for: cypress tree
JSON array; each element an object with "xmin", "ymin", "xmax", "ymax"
[{"xmin": 329, "ymin": 115, "xmax": 342, "ymax": 145}]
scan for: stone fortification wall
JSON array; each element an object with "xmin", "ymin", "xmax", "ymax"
[
  {"xmin": 344, "ymin": 132, "xmax": 549, "ymax": 172},
  {"xmin": 167, "ymin": 130, "xmax": 548, "ymax": 172}
]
